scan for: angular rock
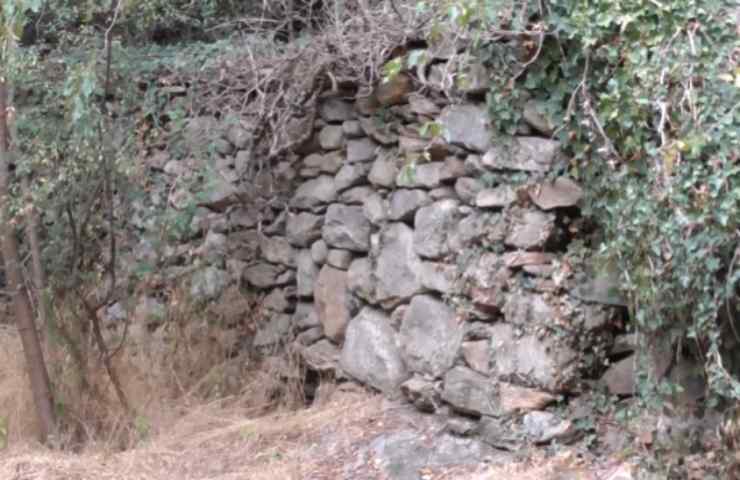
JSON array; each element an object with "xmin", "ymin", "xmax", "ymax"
[
  {"xmin": 291, "ymin": 175, "xmax": 336, "ymax": 210},
  {"xmin": 303, "ymin": 151, "xmax": 344, "ymax": 174},
  {"xmin": 295, "ymin": 327, "xmax": 323, "ymax": 346},
  {"xmin": 441, "ymin": 366, "xmax": 501, "ymax": 417},
  {"xmin": 320, "ymin": 98, "xmax": 356, "ymax": 123},
  {"xmin": 441, "ymin": 157, "xmax": 466, "ymax": 181},
  {"xmin": 259, "ymin": 235, "xmax": 296, "ymax": 267},
  {"xmin": 447, "ymin": 211, "xmax": 499, "ymax": 252},
  {"xmin": 522, "ymin": 411, "xmax": 575, "ymax": 444},
  {"xmin": 323, "ymin": 204, "xmax": 372, "ymax": 252},
  {"xmin": 476, "ymin": 185, "xmax": 517, "ymax": 208},
  {"xmin": 358, "ymin": 117, "xmax": 398, "ymax": 146},
  {"xmin": 301, "ymin": 339, "xmax": 341, "ymax": 373},
  {"xmin": 396, "ymin": 162, "xmax": 444, "ymax": 189},
  {"xmin": 429, "ymin": 186, "xmax": 457, "ymax": 200},
  {"xmin": 262, "ymin": 287, "xmax": 293, "ymax": 313},
  {"xmin": 339, "ymin": 186, "xmax": 375, "ymax": 205},
  {"xmin": 363, "ymin": 192, "xmax": 388, "ymax": 225},
  {"xmin": 334, "ymin": 163, "xmax": 370, "ymax": 192},
  {"xmin": 199, "ymin": 177, "xmax": 238, "ymax": 212},
  {"xmin": 293, "ymin": 302, "xmax": 320, "ymax": 330},
  {"xmin": 318, "ymin": 125, "xmax": 344, "ymax": 150},
  {"xmin": 326, "ymin": 249, "xmax": 353, "ymax": 270},
  {"xmin": 438, "ymin": 104, "xmax": 493, "ymax": 153},
  {"xmin": 455, "ymin": 177, "xmax": 485, "ymax": 205},
  {"xmin": 347, "ymin": 257, "xmax": 376, "ymax": 303},
  {"xmin": 505, "ymin": 209, "xmax": 555, "ymax": 250},
  {"xmin": 529, "ymin": 177, "xmax": 583, "ymax": 210},
  {"xmin": 499, "ymin": 383, "xmax": 557, "ymax": 414},
  {"xmin": 414, "ymin": 199, "xmax": 461, "ymax": 259},
  {"xmin": 489, "ymin": 323, "xmax": 578, "ymax": 391},
  {"xmin": 368, "ymin": 149, "xmax": 400, "ymax": 187},
  {"xmin": 388, "ymin": 189, "xmax": 431, "ymax": 222},
  {"xmin": 375, "ymin": 223, "xmax": 424, "ymax": 307},
  {"xmin": 340, "ymin": 308, "xmax": 409, "ymax": 394},
  {"xmin": 462, "ymin": 340, "xmax": 490, "ymax": 375},
  {"xmin": 243, "ymin": 263, "xmax": 294, "ymax": 288},
  {"xmin": 342, "ymin": 120, "xmax": 364, "ymax": 138},
  {"xmin": 457, "ymin": 62, "xmax": 491, "ymax": 94},
  {"xmin": 419, "ymin": 262, "xmax": 457, "ymax": 293},
  {"xmin": 401, "ymin": 376, "xmax": 439, "ymax": 413},
  {"xmin": 314, "ymin": 265, "xmax": 353, "ymax": 341},
  {"xmin": 503, "ymin": 292, "xmax": 555, "ymax": 326},
  {"xmin": 346, "ymin": 138, "xmax": 378, "ymax": 163},
  {"xmin": 286, "ymin": 212, "xmax": 324, "ymax": 247},
  {"xmin": 296, "ymin": 250, "xmax": 319, "ymax": 298},
  {"xmin": 482, "ymin": 137, "xmax": 562, "ymax": 172},
  {"xmin": 400, "ymin": 295, "xmax": 463, "ymax": 377}
]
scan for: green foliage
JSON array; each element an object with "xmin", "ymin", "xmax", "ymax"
[{"xmin": 431, "ymin": 0, "xmax": 740, "ymax": 401}]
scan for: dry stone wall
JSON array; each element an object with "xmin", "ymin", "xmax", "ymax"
[
  {"xmin": 235, "ymin": 91, "xmax": 620, "ymax": 416},
  {"xmin": 129, "ymin": 68, "xmax": 628, "ymax": 439}
]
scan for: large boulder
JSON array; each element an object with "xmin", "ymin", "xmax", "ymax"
[
  {"xmin": 400, "ymin": 295, "xmax": 463, "ymax": 377},
  {"xmin": 322, "ymin": 204, "xmax": 372, "ymax": 252},
  {"xmin": 340, "ymin": 308, "xmax": 409, "ymax": 394}
]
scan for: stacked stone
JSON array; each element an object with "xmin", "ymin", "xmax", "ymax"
[{"xmin": 279, "ymin": 83, "xmax": 617, "ymax": 431}]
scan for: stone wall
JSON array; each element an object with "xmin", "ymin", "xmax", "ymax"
[{"xmin": 130, "ymin": 66, "xmax": 625, "ymax": 434}]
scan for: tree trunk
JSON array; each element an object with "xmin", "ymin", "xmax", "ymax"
[{"xmin": 0, "ymin": 78, "xmax": 57, "ymax": 443}]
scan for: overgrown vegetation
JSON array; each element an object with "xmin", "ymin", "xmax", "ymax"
[{"xmin": 418, "ymin": 0, "xmax": 739, "ymax": 404}]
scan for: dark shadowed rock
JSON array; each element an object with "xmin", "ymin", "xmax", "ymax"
[
  {"xmin": 300, "ymin": 339, "xmax": 342, "ymax": 373},
  {"xmin": 340, "ymin": 308, "xmax": 409, "ymax": 394},
  {"xmin": 320, "ymin": 98, "xmax": 356, "ymax": 123},
  {"xmin": 400, "ymin": 295, "xmax": 463, "ymax": 377}
]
